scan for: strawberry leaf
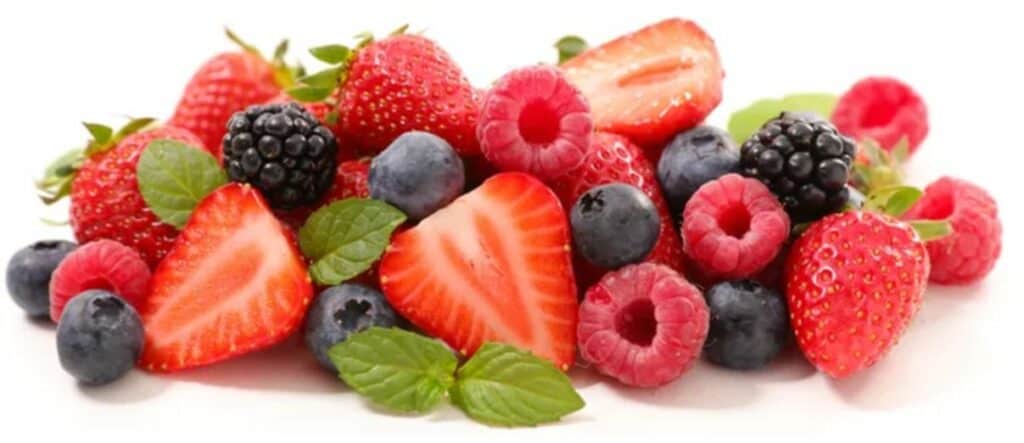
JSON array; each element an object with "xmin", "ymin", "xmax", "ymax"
[
  {"xmin": 450, "ymin": 343, "xmax": 584, "ymax": 427},
  {"xmin": 287, "ymin": 86, "xmax": 333, "ymax": 102},
  {"xmin": 555, "ymin": 35, "xmax": 588, "ymax": 64},
  {"xmin": 136, "ymin": 139, "xmax": 227, "ymax": 229},
  {"xmin": 727, "ymin": 93, "xmax": 838, "ymax": 144},
  {"xmin": 328, "ymin": 327, "xmax": 457, "ymax": 413},
  {"xmin": 865, "ymin": 185, "xmax": 921, "ymax": 218},
  {"xmin": 112, "ymin": 117, "xmax": 156, "ymax": 142},
  {"xmin": 299, "ymin": 199, "xmax": 406, "ymax": 286},
  {"xmin": 36, "ymin": 148, "xmax": 85, "ymax": 204},
  {"xmin": 299, "ymin": 67, "xmax": 342, "ymax": 90},
  {"xmin": 309, "ymin": 44, "xmax": 351, "ymax": 64},
  {"xmin": 82, "ymin": 122, "xmax": 112, "ymax": 146},
  {"xmin": 909, "ymin": 220, "xmax": 953, "ymax": 242}
]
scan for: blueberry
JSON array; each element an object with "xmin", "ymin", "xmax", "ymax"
[
  {"xmin": 6, "ymin": 240, "xmax": 76, "ymax": 318},
  {"xmin": 657, "ymin": 126, "xmax": 740, "ymax": 214},
  {"xmin": 703, "ymin": 280, "xmax": 788, "ymax": 370},
  {"xmin": 369, "ymin": 131, "xmax": 465, "ymax": 220},
  {"xmin": 56, "ymin": 290, "xmax": 143, "ymax": 385},
  {"xmin": 304, "ymin": 284, "xmax": 399, "ymax": 370},
  {"xmin": 571, "ymin": 183, "xmax": 660, "ymax": 269}
]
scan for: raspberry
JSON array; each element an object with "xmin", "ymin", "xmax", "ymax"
[
  {"xmin": 477, "ymin": 65, "xmax": 592, "ymax": 181},
  {"xmin": 832, "ymin": 77, "xmax": 929, "ymax": 153},
  {"xmin": 49, "ymin": 240, "xmax": 152, "ymax": 323},
  {"xmin": 903, "ymin": 177, "xmax": 1001, "ymax": 284},
  {"xmin": 682, "ymin": 174, "xmax": 790, "ymax": 280},
  {"xmin": 577, "ymin": 263, "xmax": 708, "ymax": 387}
]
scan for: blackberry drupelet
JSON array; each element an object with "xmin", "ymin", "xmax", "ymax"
[
  {"xmin": 739, "ymin": 112, "xmax": 855, "ymax": 223},
  {"xmin": 223, "ymin": 102, "xmax": 338, "ymax": 210}
]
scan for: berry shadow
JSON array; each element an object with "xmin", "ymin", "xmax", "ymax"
[{"xmin": 77, "ymin": 370, "xmax": 170, "ymax": 404}]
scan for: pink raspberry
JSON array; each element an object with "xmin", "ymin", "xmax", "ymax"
[
  {"xmin": 682, "ymin": 173, "xmax": 790, "ymax": 280},
  {"xmin": 903, "ymin": 176, "xmax": 1001, "ymax": 284},
  {"xmin": 832, "ymin": 77, "xmax": 929, "ymax": 154},
  {"xmin": 577, "ymin": 263, "xmax": 708, "ymax": 388},
  {"xmin": 49, "ymin": 239, "xmax": 151, "ymax": 322},
  {"xmin": 477, "ymin": 65, "xmax": 592, "ymax": 181}
]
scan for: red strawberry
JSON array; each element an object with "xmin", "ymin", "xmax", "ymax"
[
  {"xmin": 139, "ymin": 184, "xmax": 313, "ymax": 372},
  {"xmin": 38, "ymin": 121, "xmax": 205, "ymax": 268},
  {"xmin": 561, "ymin": 18, "xmax": 724, "ymax": 147},
  {"xmin": 169, "ymin": 31, "xmax": 298, "ymax": 157},
  {"xmin": 378, "ymin": 172, "xmax": 578, "ymax": 369},
  {"xmin": 551, "ymin": 132, "xmax": 684, "ymax": 291},
  {"xmin": 785, "ymin": 211, "xmax": 930, "ymax": 378}
]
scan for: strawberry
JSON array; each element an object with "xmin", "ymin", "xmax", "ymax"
[
  {"xmin": 378, "ymin": 172, "xmax": 578, "ymax": 369},
  {"xmin": 139, "ymin": 183, "xmax": 313, "ymax": 372},
  {"xmin": 785, "ymin": 211, "xmax": 930, "ymax": 378},
  {"xmin": 551, "ymin": 132, "xmax": 684, "ymax": 291},
  {"xmin": 169, "ymin": 30, "xmax": 300, "ymax": 158},
  {"xmin": 288, "ymin": 30, "xmax": 480, "ymax": 156},
  {"xmin": 561, "ymin": 18, "xmax": 724, "ymax": 147},
  {"xmin": 37, "ymin": 120, "xmax": 204, "ymax": 268}
]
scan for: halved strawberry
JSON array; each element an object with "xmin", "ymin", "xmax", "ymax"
[
  {"xmin": 139, "ymin": 184, "xmax": 313, "ymax": 372},
  {"xmin": 561, "ymin": 18, "xmax": 724, "ymax": 147},
  {"xmin": 378, "ymin": 172, "xmax": 578, "ymax": 369}
]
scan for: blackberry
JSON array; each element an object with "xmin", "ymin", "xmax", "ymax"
[
  {"xmin": 739, "ymin": 112, "xmax": 855, "ymax": 223},
  {"xmin": 222, "ymin": 103, "xmax": 337, "ymax": 210}
]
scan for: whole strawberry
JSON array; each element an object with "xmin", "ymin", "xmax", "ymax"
[
  {"xmin": 785, "ymin": 210, "xmax": 931, "ymax": 378},
  {"xmin": 37, "ymin": 120, "xmax": 204, "ymax": 268},
  {"xmin": 289, "ymin": 29, "xmax": 480, "ymax": 156},
  {"xmin": 169, "ymin": 30, "xmax": 299, "ymax": 157}
]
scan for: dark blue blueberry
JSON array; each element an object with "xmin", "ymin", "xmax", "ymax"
[
  {"xmin": 304, "ymin": 284, "xmax": 399, "ymax": 370},
  {"xmin": 6, "ymin": 240, "xmax": 76, "ymax": 318},
  {"xmin": 703, "ymin": 280, "xmax": 788, "ymax": 370},
  {"xmin": 369, "ymin": 131, "xmax": 465, "ymax": 220},
  {"xmin": 56, "ymin": 290, "xmax": 143, "ymax": 385},
  {"xmin": 571, "ymin": 183, "xmax": 660, "ymax": 269},
  {"xmin": 657, "ymin": 125, "xmax": 740, "ymax": 214}
]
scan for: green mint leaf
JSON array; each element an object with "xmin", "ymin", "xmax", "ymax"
[
  {"xmin": 298, "ymin": 199, "xmax": 406, "ymax": 286},
  {"xmin": 909, "ymin": 220, "xmax": 953, "ymax": 242},
  {"xmin": 727, "ymin": 93, "xmax": 838, "ymax": 144},
  {"xmin": 328, "ymin": 327, "xmax": 457, "ymax": 413},
  {"xmin": 299, "ymin": 67, "xmax": 342, "ymax": 90},
  {"xmin": 136, "ymin": 139, "xmax": 227, "ymax": 229},
  {"xmin": 450, "ymin": 343, "xmax": 584, "ymax": 427},
  {"xmin": 309, "ymin": 44, "xmax": 351, "ymax": 64},
  {"xmin": 866, "ymin": 185, "xmax": 922, "ymax": 218},
  {"xmin": 287, "ymin": 86, "xmax": 333, "ymax": 102},
  {"xmin": 82, "ymin": 122, "xmax": 112, "ymax": 145},
  {"xmin": 555, "ymin": 35, "xmax": 588, "ymax": 64}
]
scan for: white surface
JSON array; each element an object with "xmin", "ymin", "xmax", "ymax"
[{"xmin": 1, "ymin": 0, "xmax": 1021, "ymax": 440}]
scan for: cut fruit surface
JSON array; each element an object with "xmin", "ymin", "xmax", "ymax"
[
  {"xmin": 379, "ymin": 172, "xmax": 578, "ymax": 369},
  {"xmin": 139, "ymin": 184, "xmax": 313, "ymax": 372}
]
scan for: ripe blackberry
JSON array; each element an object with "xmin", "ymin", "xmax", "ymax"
[
  {"xmin": 223, "ymin": 103, "xmax": 338, "ymax": 210},
  {"xmin": 739, "ymin": 113, "xmax": 855, "ymax": 223}
]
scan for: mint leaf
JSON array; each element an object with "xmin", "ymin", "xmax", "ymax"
[
  {"xmin": 909, "ymin": 220, "xmax": 953, "ymax": 242},
  {"xmin": 450, "ymin": 343, "xmax": 584, "ymax": 427},
  {"xmin": 727, "ymin": 93, "xmax": 838, "ymax": 144},
  {"xmin": 555, "ymin": 35, "xmax": 588, "ymax": 64},
  {"xmin": 136, "ymin": 139, "xmax": 227, "ymax": 229},
  {"xmin": 299, "ymin": 199, "xmax": 406, "ymax": 286},
  {"xmin": 328, "ymin": 327, "xmax": 457, "ymax": 413},
  {"xmin": 865, "ymin": 186, "xmax": 922, "ymax": 218},
  {"xmin": 309, "ymin": 44, "xmax": 351, "ymax": 64}
]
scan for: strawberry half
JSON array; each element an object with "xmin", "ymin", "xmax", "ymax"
[
  {"xmin": 561, "ymin": 18, "xmax": 724, "ymax": 147},
  {"xmin": 378, "ymin": 172, "xmax": 578, "ymax": 369},
  {"xmin": 139, "ymin": 184, "xmax": 313, "ymax": 372}
]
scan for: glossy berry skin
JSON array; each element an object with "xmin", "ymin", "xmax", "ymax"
[
  {"xmin": 903, "ymin": 177, "xmax": 1001, "ymax": 284},
  {"xmin": 740, "ymin": 113, "xmax": 855, "ymax": 223},
  {"xmin": 477, "ymin": 65, "xmax": 592, "ymax": 181},
  {"xmin": 785, "ymin": 211, "xmax": 930, "ymax": 378},
  {"xmin": 223, "ymin": 103, "xmax": 338, "ymax": 210},
  {"xmin": 369, "ymin": 131, "xmax": 465, "ymax": 220},
  {"xmin": 340, "ymin": 35, "xmax": 480, "ymax": 156},
  {"xmin": 304, "ymin": 284, "xmax": 399, "ymax": 370},
  {"xmin": 71, "ymin": 127, "xmax": 204, "ymax": 267},
  {"xmin": 5, "ymin": 240, "xmax": 76, "ymax": 318},
  {"xmin": 578, "ymin": 263, "xmax": 708, "ymax": 387},
  {"xmin": 657, "ymin": 125, "xmax": 740, "ymax": 215},
  {"xmin": 682, "ymin": 174, "xmax": 790, "ymax": 280},
  {"xmin": 571, "ymin": 183, "xmax": 660, "ymax": 269},
  {"xmin": 170, "ymin": 51, "xmax": 281, "ymax": 156},
  {"xmin": 56, "ymin": 290, "xmax": 144, "ymax": 385},
  {"xmin": 703, "ymin": 280, "xmax": 788, "ymax": 370},
  {"xmin": 49, "ymin": 240, "xmax": 151, "ymax": 323},
  {"xmin": 832, "ymin": 77, "xmax": 928, "ymax": 154},
  {"xmin": 264, "ymin": 92, "xmax": 349, "ymax": 162}
]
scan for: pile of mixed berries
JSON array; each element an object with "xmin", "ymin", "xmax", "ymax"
[{"xmin": 7, "ymin": 18, "xmax": 1003, "ymax": 425}]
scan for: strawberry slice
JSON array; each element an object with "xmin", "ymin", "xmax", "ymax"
[
  {"xmin": 139, "ymin": 184, "xmax": 313, "ymax": 372},
  {"xmin": 378, "ymin": 172, "xmax": 578, "ymax": 369},
  {"xmin": 561, "ymin": 18, "xmax": 724, "ymax": 146}
]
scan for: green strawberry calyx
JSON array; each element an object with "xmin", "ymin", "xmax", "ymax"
[{"xmin": 225, "ymin": 28, "xmax": 303, "ymax": 90}]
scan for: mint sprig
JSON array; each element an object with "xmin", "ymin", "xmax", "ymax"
[
  {"xmin": 726, "ymin": 93, "xmax": 838, "ymax": 144},
  {"xmin": 298, "ymin": 199, "xmax": 406, "ymax": 286},
  {"xmin": 136, "ymin": 139, "xmax": 227, "ymax": 229}
]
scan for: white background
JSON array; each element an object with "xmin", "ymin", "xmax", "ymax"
[{"xmin": 0, "ymin": 1, "xmax": 1021, "ymax": 441}]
